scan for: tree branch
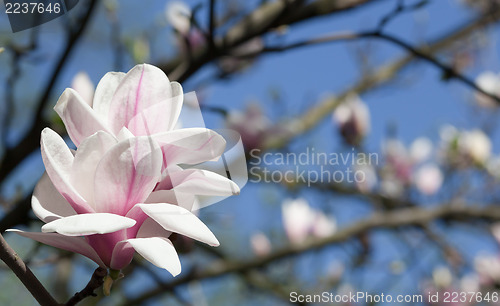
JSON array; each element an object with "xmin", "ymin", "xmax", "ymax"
[
  {"xmin": 124, "ymin": 203, "xmax": 500, "ymax": 305},
  {"xmin": 65, "ymin": 267, "xmax": 107, "ymax": 306},
  {"xmin": 0, "ymin": 233, "xmax": 59, "ymax": 306}
]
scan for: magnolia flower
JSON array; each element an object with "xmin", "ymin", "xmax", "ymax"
[
  {"xmin": 474, "ymin": 255, "xmax": 500, "ymax": 286},
  {"xmin": 226, "ymin": 103, "xmax": 272, "ymax": 152},
  {"xmin": 250, "ymin": 232, "xmax": 271, "ymax": 257},
  {"xmin": 166, "ymin": 1, "xmax": 205, "ymax": 49},
  {"xmin": 9, "ymin": 128, "xmax": 238, "ymax": 276},
  {"xmin": 332, "ymin": 95, "xmax": 370, "ymax": 146},
  {"xmin": 166, "ymin": 1, "xmax": 191, "ymax": 35},
  {"xmin": 414, "ymin": 164, "xmax": 443, "ymax": 195},
  {"xmin": 71, "ymin": 72, "xmax": 94, "ymax": 105},
  {"xmin": 475, "ymin": 71, "xmax": 500, "ymax": 108},
  {"xmin": 55, "ymin": 64, "xmax": 184, "ymax": 147},
  {"xmin": 281, "ymin": 198, "xmax": 336, "ymax": 244},
  {"xmin": 458, "ymin": 129, "xmax": 491, "ymax": 165}
]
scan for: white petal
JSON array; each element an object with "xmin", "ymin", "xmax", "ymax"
[
  {"xmin": 32, "ymin": 173, "xmax": 77, "ymax": 223},
  {"xmin": 127, "ymin": 88, "xmax": 184, "ymax": 136},
  {"xmin": 72, "ymin": 131, "xmax": 117, "ymax": 205},
  {"xmin": 54, "ymin": 89, "xmax": 112, "ymax": 146},
  {"xmin": 41, "ymin": 213, "xmax": 136, "ymax": 236},
  {"xmin": 7, "ymin": 229, "xmax": 106, "ymax": 267},
  {"xmin": 71, "ymin": 72, "xmax": 94, "ymax": 106},
  {"xmin": 137, "ymin": 203, "xmax": 219, "ymax": 246},
  {"xmin": 93, "ymin": 71, "xmax": 126, "ymax": 120},
  {"xmin": 120, "ymin": 238, "xmax": 181, "ymax": 276},
  {"xmin": 161, "ymin": 169, "xmax": 240, "ymax": 196},
  {"xmin": 41, "ymin": 128, "xmax": 93, "ymax": 214},
  {"xmin": 153, "ymin": 128, "xmax": 226, "ymax": 165}
]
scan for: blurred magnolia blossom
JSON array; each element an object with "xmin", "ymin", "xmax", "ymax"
[
  {"xmin": 439, "ymin": 126, "xmax": 491, "ymax": 167},
  {"xmin": 71, "ymin": 72, "xmax": 94, "ymax": 105},
  {"xmin": 475, "ymin": 71, "xmax": 500, "ymax": 108},
  {"xmin": 166, "ymin": 1, "xmax": 205, "ymax": 49},
  {"xmin": 474, "ymin": 255, "xmax": 500, "ymax": 286},
  {"xmin": 424, "ymin": 267, "xmax": 478, "ymax": 306},
  {"xmin": 380, "ymin": 137, "xmax": 435, "ymax": 196},
  {"xmin": 332, "ymin": 94, "xmax": 370, "ymax": 146},
  {"xmin": 226, "ymin": 103, "xmax": 273, "ymax": 152},
  {"xmin": 354, "ymin": 164, "xmax": 377, "ymax": 193},
  {"xmin": 414, "ymin": 164, "xmax": 443, "ymax": 195},
  {"xmin": 250, "ymin": 232, "xmax": 271, "ymax": 257},
  {"xmin": 9, "ymin": 63, "xmax": 241, "ymax": 278},
  {"xmin": 281, "ymin": 198, "xmax": 336, "ymax": 244}
]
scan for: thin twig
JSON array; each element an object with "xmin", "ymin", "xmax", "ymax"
[
  {"xmin": 0, "ymin": 233, "xmax": 59, "ymax": 306},
  {"xmin": 65, "ymin": 267, "xmax": 107, "ymax": 306}
]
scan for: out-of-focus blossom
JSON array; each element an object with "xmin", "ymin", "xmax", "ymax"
[
  {"xmin": 380, "ymin": 137, "xmax": 437, "ymax": 197},
  {"xmin": 8, "ymin": 129, "xmax": 239, "ymax": 275},
  {"xmin": 381, "ymin": 139, "xmax": 414, "ymax": 186},
  {"xmin": 332, "ymin": 95, "xmax": 370, "ymax": 146},
  {"xmin": 439, "ymin": 126, "xmax": 491, "ymax": 167},
  {"xmin": 281, "ymin": 198, "xmax": 335, "ymax": 244},
  {"xmin": 474, "ymin": 255, "xmax": 500, "ymax": 286},
  {"xmin": 433, "ymin": 266, "xmax": 453, "ymax": 289},
  {"xmin": 458, "ymin": 129, "xmax": 491, "ymax": 165},
  {"xmin": 166, "ymin": 1, "xmax": 191, "ymax": 35},
  {"xmin": 475, "ymin": 71, "xmax": 500, "ymax": 108},
  {"xmin": 355, "ymin": 164, "xmax": 377, "ymax": 193},
  {"xmin": 410, "ymin": 137, "xmax": 433, "ymax": 163},
  {"xmin": 414, "ymin": 164, "xmax": 443, "ymax": 195},
  {"xmin": 71, "ymin": 72, "xmax": 94, "ymax": 106},
  {"xmin": 250, "ymin": 232, "xmax": 271, "ymax": 257},
  {"xmin": 226, "ymin": 103, "xmax": 272, "ymax": 152},
  {"xmin": 166, "ymin": 1, "xmax": 205, "ymax": 49}
]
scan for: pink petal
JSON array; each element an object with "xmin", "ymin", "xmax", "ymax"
[
  {"xmin": 112, "ymin": 238, "xmax": 181, "ymax": 275},
  {"xmin": 41, "ymin": 213, "xmax": 136, "ymax": 236},
  {"xmin": 72, "ymin": 131, "xmax": 117, "ymax": 205},
  {"xmin": 158, "ymin": 169, "xmax": 240, "ymax": 196},
  {"xmin": 92, "ymin": 71, "xmax": 126, "ymax": 120},
  {"xmin": 41, "ymin": 128, "xmax": 93, "ymax": 214},
  {"xmin": 32, "ymin": 173, "xmax": 77, "ymax": 223},
  {"xmin": 127, "ymin": 82, "xmax": 183, "ymax": 136},
  {"xmin": 137, "ymin": 203, "xmax": 219, "ymax": 246},
  {"xmin": 108, "ymin": 64, "xmax": 173, "ymax": 134},
  {"xmin": 153, "ymin": 128, "xmax": 226, "ymax": 166},
  {"xmin": 93, "ymin": 136, "xmax": 162, "ymax": 215},
  {"xmin": 54, "ymin": 89, "xmax": 112, "ymax": 146},
  {"xmin": 7, "ymin": 229, "xmax": 106, "ymax": 267}
]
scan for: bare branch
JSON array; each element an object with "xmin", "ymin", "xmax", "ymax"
[
  {"xmin": 0, "ymin": 233, "xmax": 59, "ymax": 306},
  {"xmin": 65, "ymin": 267, "xmax": 107, "ymax": 306},
  {"xmin": 124, "ymin": 203, "xmax": 500, "ymax": 305}
]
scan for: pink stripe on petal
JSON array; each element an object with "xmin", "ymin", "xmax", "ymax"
[
  {"xmin": 93, "ymin": 137, "xmax": 162, "ymax": 215},
  {"xmin": 7, "ymin": 230, "xmax": 106, "ymax": 268},
  {"xmin": 108, "ymin": 64, "xmax": 172, "ymax": 134}
]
